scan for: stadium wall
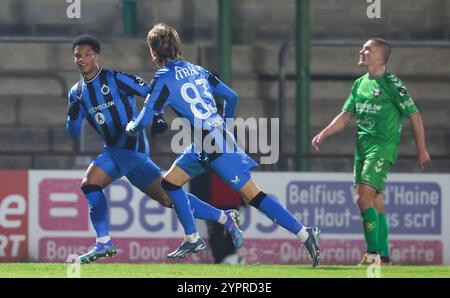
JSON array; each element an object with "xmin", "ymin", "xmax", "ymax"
[
  {"xmin": 0, "ymin": 41, "xmax": 449, "ymax": 173},
  {"xmin": 2, "ymin": 0, "xmax": 449, "ymax": 41},
  {"xmin": 1, "ymin": 170, "xmax": 448, "ymax": 265}
]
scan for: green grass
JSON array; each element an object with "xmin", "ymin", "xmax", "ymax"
[{"xmin": 0, "ymin": 263, "xmax": 449, "ymax": 278}]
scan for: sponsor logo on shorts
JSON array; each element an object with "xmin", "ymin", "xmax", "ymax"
[
  {"xmin": 231, "ymin": 176, "xmax": 240, "ymax": 184},
  {"xmin": 374, "ymin": 159, "xmax": 385, "ymax": 173}
]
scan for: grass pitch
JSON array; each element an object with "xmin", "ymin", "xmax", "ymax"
[{"xmin": 0, "ymin": 263, "xmax": 449, "ymax": 278}]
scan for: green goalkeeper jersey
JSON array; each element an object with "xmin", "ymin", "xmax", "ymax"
[{"xmin": 342, "ymin": 71, "xmax": 418, "ymax": 163}]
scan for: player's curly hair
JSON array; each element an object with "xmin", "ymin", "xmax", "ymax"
[
  {"xmin": 147, "ymin": 23, "xmax": 182, "ymax": 67},
  {"xmin": 72, "ymin": 34, "xmax": 101, "ymax": 54}
]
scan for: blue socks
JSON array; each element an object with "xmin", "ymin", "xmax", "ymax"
[
  {"xmin": 81, "ymin": 185, "xmax": 109, "ymax": 238},
  {"xmin": 187, "ymin": 192, "xmax": 222, "ymax": 222},
  {"xmin": 251, "ymin": 192, "xmax": 302, "ymax": 234},
  {"xmin": 81, "ymin": 182, "xmax": 224, "ymax": 240},
  {"xmin": 165, "ymin": 188, "xmax": 197, "ymax": 235}
]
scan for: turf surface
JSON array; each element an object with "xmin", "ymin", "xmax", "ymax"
[{"xmin": 1, "ymin": 263, "xmax": 449, "ymax": 278}]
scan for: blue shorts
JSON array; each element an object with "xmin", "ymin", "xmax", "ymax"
[
  {"xmin": 174, "ymin": 143, "xmax": 258, "ymax": 191},
  {"xmin": 92, "ymin": 148, "xmax": 161, "ymax": 192}
]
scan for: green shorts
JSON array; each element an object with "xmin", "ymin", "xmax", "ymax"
[{"xmin": 354, "ymin": 156, "xmax": 392, "ymax": 192}]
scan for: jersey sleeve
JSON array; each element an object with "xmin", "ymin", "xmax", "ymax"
[
  {"xmin": 66, "ymin": 88, "xmax": 86, "ymax": 139},
  {"xmin": 148, "ymin": 76, "xmax": 171, "ymax": 113},
  {"xmin": 386, "ymin": 75, "xmax": 418, "ymax": 117},
  {"xmin": 205, "ymin": 69, "xmax": 238, "ymax": 120},
  {"xmin": 114, "ymin": 71, "xmax": 151, "ymax": 98},
  {"xmin": 131, "ymin": 73, "xmax": 171, "ymax": 131},
  {"xmin": 342, "ymin": 79, "xmax": 359, "ymax": 114}
]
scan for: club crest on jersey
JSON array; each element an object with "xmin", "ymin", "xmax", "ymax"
[
  {"xmin": 373, "ymin": 87, "xmax": 381, "ymax": 98},
  {"xmin": 101, "ymin": 84, "xmax": 110, "ymax": 95},
  {"xmin": 95, "ymin": 112, "xmax": 105, "ymax": 125}
]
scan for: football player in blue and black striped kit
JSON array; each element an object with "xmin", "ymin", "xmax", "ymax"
[
  {"xmin": 67, "ymin": 35, "xmax": 243, "ymax": 264},
  {"xmin": 127, "ymin": 24, "xmax": 322, "ymax": 266}
]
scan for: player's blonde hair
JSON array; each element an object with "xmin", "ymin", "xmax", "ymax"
[{"xmin": 147, "ymin": 23, "xmax": 182, "ymax": 67}]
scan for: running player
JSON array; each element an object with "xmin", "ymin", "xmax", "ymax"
[
  {"xmin": 67, "ymin": 34, "xmax": 243, "ymax": 264},
  {"xmin": 126, "ymin": 23, "xmax": 321, "ymax": 267}
]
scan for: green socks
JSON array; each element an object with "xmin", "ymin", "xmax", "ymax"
[
  {"xmin": 360, "ymin": 209, "xmax": 390, "ymax": 257},
  {"xmin": 377, "ymin": 212, "xmax": 389, "ymax": 257},
  {"xmin": 361, "ymin": 207, "xmax": 378, "ymax": 253}
]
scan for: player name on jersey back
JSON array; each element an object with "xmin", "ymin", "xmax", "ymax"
[{"xmin": 175, "ymin": 66, "xmax": 198, "ymax": 80}]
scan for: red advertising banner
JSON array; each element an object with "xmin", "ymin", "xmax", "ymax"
[
  {"xmin": 38, "ymin": 178, "xmax": 88, "ymax": 231},
  {"xmin": 0, "ymin": 170, "xmax": 28, "ymax": 262},
  {"xmin": 38, "ymin": 237, "xmax": 214, "ymax": 263},
  {"xmin": 36, "ymin": 237, "xmax": 442, "ymax": 265}
]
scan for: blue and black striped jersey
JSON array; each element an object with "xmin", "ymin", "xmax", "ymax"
[{"xmin": 66, "ymin": 68, "xmax": 153, "ymax": 155}]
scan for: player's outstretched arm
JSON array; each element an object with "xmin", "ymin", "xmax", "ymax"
[
  {"xmin": 126, "ymin": 95, "xmax": 155, "ymax": 136},
  {"xmin": 409, "ymin": 112, "xmax": 430, "ymax": 170},
  {"xmin": 311, "ymin": 110, "xmax": 353, "ymax": 152}
]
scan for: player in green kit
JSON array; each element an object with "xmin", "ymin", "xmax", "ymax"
[{"xmin": 311, "ymin": 38, "xmax": 430, "ymax": 265}]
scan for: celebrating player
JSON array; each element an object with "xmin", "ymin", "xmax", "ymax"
[
  {"xmin": 312, "ymin": 38, "xmax": 430, "ymax": 265},
  {"xmin": 67, "ymin": 34, "xmax": 243, "ymax": 264},
  {"xmin": 126, "ymin": 23, "xmax": 321, "ymax": 267}
]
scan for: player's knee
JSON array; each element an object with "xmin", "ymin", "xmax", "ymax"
[
  {"xmin": 248, "ymin": 191, "xmax": 267, "ymax": 209},
  {"xmin": 80, "ymin": 184, "xmax": 105, "ymax": 209},
  {"xmin": 80, "ymin": 178, "xmax": 89, "ymax": 189},
  {"xmin": 356, "ymin": 193, "xmax": 373, "ymax": 211},
  {"xmin": 81, "ymin": 184, "xmax": 103, "ymax": 195},
  {"xmin": 161, "ymin": 178, "xmax": 182, "ymax": 192},
  {"xmin": 356, "ymin": 192, "xmax": 365, "ymax": 203},
  {"xmin": 81, "ymin": 176, "xmax": 101, "ymax": 189}
]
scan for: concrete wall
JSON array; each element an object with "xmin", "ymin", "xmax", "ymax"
[
  {"xmin": 0, "ymin": 0, "xmax": 448, "ymax": 172},
  {"xmin": 0, "ymin": 40, "xmax": 448, "ymax": 172},
  {"xmin": 1, "ymin": 0, "xmax": 449, "ymax": 41}
]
